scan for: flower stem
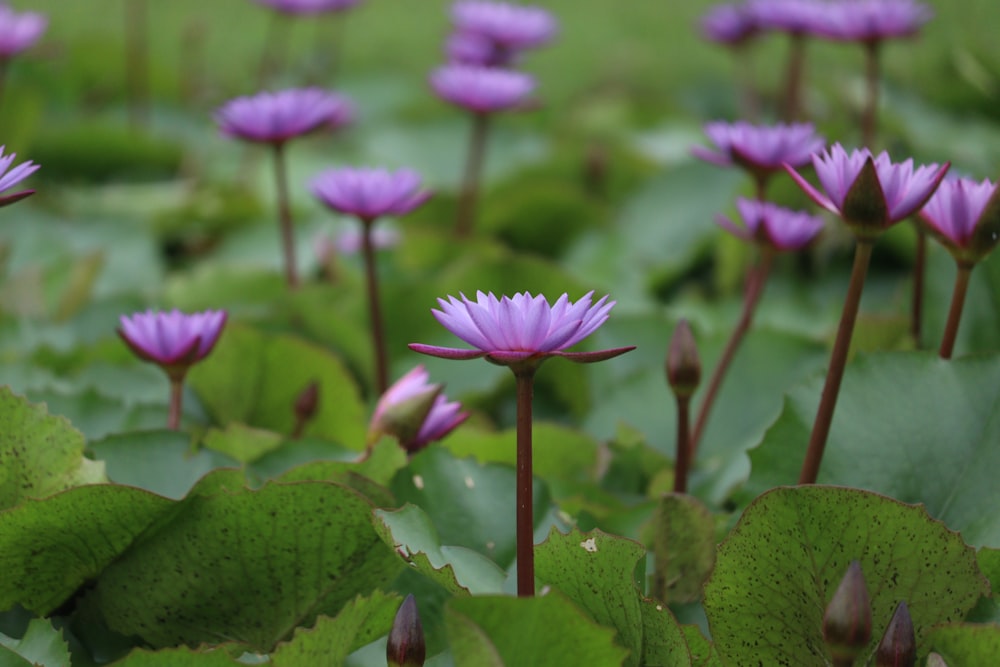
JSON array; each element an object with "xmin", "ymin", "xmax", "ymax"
[
  {"xmin": 939, "ymin": 263, "xmax": 972, "ymax": 360},
  {"xmin": 167, "ymin": 378, "xmax": 184, "ymax": 430},
  {"xmin": 735, "ymin": 44, "xmax": 759, "ymax": 123},
  {"xmin": 256, "ymin": 12, "xmax": 289, "ymax": 88},
  {"xmin": 272, "ymin": 142, "xmax": 299, "ymax": 289},
  {"xmin": 799, "ymin": 239, "xmax": 874, "ymax": 485},
  {"xmin": 361, "ymin": 219, "xmax": 389, "ymax": 394},
  {"xmin": 911, "ymin": 222, "xmax": 926, "ymax": 347},
  {"xmin": 125, "ymin": 0, "xmax": 150, "ymax": 131},
  {"xmin": 514, "ymin": 368, "xmax": 536, "ymax": 597},
  {"xmin": 673, "ymin": 396, "xmax": 691, "ymax": 494},
  {"xmin": 691, "ymin": 247, "xmax": 774, "ymax": 455},
  {"xmin": 455, "ymin": 112, "xmax": 491, "ymax": 239},
  {"xmin": 782, "ymin": 33, "xmax": 806, "ymax": 122},
  {"xmin": 862, "ymin": 41, "xmax": 881, "ymax": 148}
]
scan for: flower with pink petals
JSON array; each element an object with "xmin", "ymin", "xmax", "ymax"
[
  {"xmin": 252, "ymin": 0, "xmax": 362, "ymax": 14},
  {"xmin": 445, "ymin": 31, "xmax": 506, "ymax": 66},
  {"xmin": 748, "ymin": 0, "xmax": 831, "ymax": 35},
  {"xmin": 919, "ymin": 177, "xmax": 1000, "ymax": 266},
  {"xmin": 786, "ymin": 144, "xmax": 949, "ymax": 237},
  {"xmin": 700, "ymin": 3, "xmax": 759, "ymax": 45},
  {"xmin": 0, "ymin": 5, "xmax": 46, "ymax": 58},
  {"xmin": 693, "ymin": 121, "xmax": 824, "ymax": 187},
  {"xmin": 215, "ymin": 88, "xmax": 354, "ymax": 145},
  {"xmin": 370, "ymin": 365, "xmax": 468, "ymax": 453},
  {"xmin": 410, "ymin": 291, "xmax": 634, "ymax": 368},
  {"xmin": 816, "ymin": 0, "xmax": 932, "ymax": 43},
  {"xmin": 0, "ymin": 146, "xmax": 38, "ymax": 207},
  {"xmin": 430, "ymin": 64, "xmax": 535, "ymax": 114},
  {"xmin": 718, "ymin": 198, "xmax": 825, "ymax": 251},
  {"xmin": 451, "ymin": 0, "xmax": 557, "ymax": 52},
  {"xmin": 310, "ymin": 167, "xmax": 431, "ymax": 222},
  {"xmin": 118, "ymin": 309, "xmax": 227, "ymax": 375}
]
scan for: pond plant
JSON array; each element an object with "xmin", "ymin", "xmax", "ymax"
[{"xmin": 2, "ymin": 0, "xmax": 1000, "ymax": 666}]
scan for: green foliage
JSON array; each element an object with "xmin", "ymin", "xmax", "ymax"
[
  {"xmin": 0, "ymin": 618, "xmax": 72, "ymax": 667},
  {"xmin": 926, "ymin": 624, "xmax": 1000, "ymax": 666},
  {"xmin": 645, "ymin": 494, "xmax": 716, "ymax": 605}
]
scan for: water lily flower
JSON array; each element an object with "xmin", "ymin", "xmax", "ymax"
[
  {"xmin": 817, "ymin": 0, "xmax": 932, "ymax": 43},
  {"xmin": 717, "ymin": 197, "xmax": 825, "ymax": 251},
  {"xmin": 451, "ymin": 0, "xmax": 557, "ymax": 52},
  {"xmin": 700, "ymin": 3, "xmax": 759, "ymax": 45},
  {"xmin": 0, "ymin": 145, "xmax": 38, "ymax": 207},
  {"xmin": 215, "ymin": 87, "xmax": 354, "ymax": 146},
  {"xmin": 747, "ymin": 0, "xmax": 831, "ymax": 35},
  {"xmin": 311, "ymin": 167, "xmax": 431, "ymax": 222},
  {"xmin": 370, "ymin": 365, "xmax": 468, "ymax": 453},
  {"xmin": 0, "ymin": 5, "xmax": 46, "ymax": 58},
  {"xmin": 445, "ymin": 31, "xmax": 503, "ymax": 66},
  {"xmin": 430, "ymin": 64, "xmax": 535, "ymax": 114},
  {"xmin": 118, "ymin": 309, "xmax": 227, "ymax": 429},
  {"xmin": 252, "ymin": 0, "xmax": 362, "ymax": 14}
]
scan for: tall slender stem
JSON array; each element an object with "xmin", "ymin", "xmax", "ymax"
[
  {"xmin": 861, "ymin": 41, "xmax": 881, "ymax": 148},
  {"xmin": 167, "ymin": 378, "xmax": 183, "ymax": 430},
  {"xmin": 782, "ymin": 33, "xmax": 806, "ymax": 122},
  {"xmin": 257, "ymin": 12, "xmax": 290, "ymax": 88},
  {"xmin": 0, "ymin": 58, "xmax": 10, "ymax": 112},
  {"xmin": 125, "ymin": 0, "xmax": 149, "ymax": 130},
  {"xmin": 799, "ymin": 239, "xmax": 875, "ymax": 484},
  {"xmin": 691, "ymin": 248, "xmax": 774, "ymax": 455},
  {"xmin": 911, "ymin": 223, "xmax": 926, "ymax": 347},
  {"xmin": 939, "ymin": 263, "xmax": 972, "ymax": 360},
  {"xmin": 455, "ymin": 112, "xmax": 491, "ymax": 238},
  {"xmin": 735, "ymin": 44, "xmax": 759, "ymax": 123},
  {"xmin": 272, "ymin": 142, "xmax": 299, "ymax": 289},
  {"xmin": 361, "ymin": 219, "xmax": 389, "ymax": 394},
  {"xmin": 673, "ymin": 397, "xmax": 691, "ymax": 494},
  {"xmin": 514, "ymin": 368, "xmax": 536, "ymax": 597}
]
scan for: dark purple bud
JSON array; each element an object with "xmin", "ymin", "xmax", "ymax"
[
  {"xmin": 875, "ymin": 601, "xmax": 916, "ymax": 667},
  {"xmin": 823, "ymin": 561, "xmax": 872, "ymax": 663},
  {"xmin": 294, "ymin": 380, "xmax": 320, "ymax": 423},
  {"xmin": 387, "ymin": 594, "xmax": 425, "ymax": 667},
  {"xmin": 666, "ymin": 319, "xmax": 701, "ymax": 399}
]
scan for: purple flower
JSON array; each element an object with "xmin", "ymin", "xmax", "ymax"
[
  {"xmin": 215, "ymin": 88, "xmax": 354, "ymax": 145},
  {"xmin": 786, "ymin": 144, "xmax": 949, "ymax": 236},
  {"xmin": 748, "ymin": 0, "xmax": 831, "ymax": 35},
  {"xmin": 445, "ymin": 31, "xmax": 506, "ymax": 66},
  {"xmin": 0, "ymin": 146, "xmax": 38, "ymax": 207},
  {"xmin": 0, "ymin": 5, "xmax": 46, "ymax": 58},
  {"xmin": 816, "ymin": 0, "xmax": 932, "ymax": 43},
  {"xmin": 370, "ymin": 365, "xmax": 468, "ymax": 453},
  {"xmin": 430, "ymin": 64, "xmax": 535, "ymax": 114},
  {"xmin": 717, "ymin": 197, "xmax": 825, "ymax": 251},
  {"xmin": 693, "ymin": 121, "xmax": 825, "ymax": 183},
  {"xmin": 252, "ymin": 0, "xmax": 362, "ymax": 14},
  {"xmin": 310, "ymin": 167, "xmax": 431, "ymax": 221},
  {"xmin": 701, "ymin": 3, "xmax": 759, "ymax": 45},
  {"xmin": 118, "ymin": 309, "xmax": 227, "ymax": 375},
  {"xmin": 919, "ymin": 176, "xmax": 1000, "ymax": 265},
  {"xmin": 451, "ymin": 1, "xmax": 557, "ymax": 52},
  {"xmin": 409, "ymin": 291, "xmax": 634, "ymax": 366}
]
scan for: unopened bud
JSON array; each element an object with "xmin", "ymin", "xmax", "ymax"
[
  {"xmin": 967, "ymin": 183, "xmax": 1000, "ymax": 265},
  {"xmin": 925, "ymin": 653, "xmax": 948, "ymax": 667},
  {"xmin": 823, "ymin": 560, "xmax": 872, "ymax": 663},
  {"xmin": 369, "ymin": 384, "xmax": 441, "ymax": 449},
  {"xmin": 666, "ymin": 319, "xmax": 701, "ymax": 399},
  {"xmin": 842, "ymin": 157, "xmax": 890, "ymax": 240},
  {"xmin": 387, "ymin": 594, "xmax": 425, "ymax": 667},
  {"xmin": 875, "ymin": 601, "xmax": 916, "ymax": 667},
  {"xmin": 294, "ymin": 380, "xmax": 320, "ymax": 422}
]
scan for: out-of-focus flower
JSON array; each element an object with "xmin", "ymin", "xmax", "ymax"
[
  {"xmin": 409, "ymin": 291, "xmax": 634, "ymax": 366},
  {"xmin": 815, "ymin": 0, "xmax": 932, "ymax": 43},
  {"xmin": 0, "ymin": 5, "xmax": 46, "ymax": 58},
  {"xmin": 370, "ymin": 365, "xmax": 468, "ymax": 453},
  {"xmin": 334, "ymin": 226, "xmax": 400, "ymax": 255},
  {"xmin": 451, "ymin": 0, "xmax": 557, "ymax": 52},
  {"xmin": 748, "ymin": 0, "xmax": 830, "ymax": 35},
  {"xmin": 252, "ymin": 0, "xmax": 362, "ymax": 15},
  {"xmin": 700, "ymin": 3, "xmax": 759, "ymax": 45},
  {"xmin": 717, "ymin": 197, "xmax": 825, "ymax": 251},
  {"xmin": 919, "ymin": 176, "xmax": 1000, "ymax": 266},
  {"xmin": 693, "ymin": 121, "xmax": 824, "ymax": 177},
  {"xmin": 786, "ymin": 143, "xmax": 948, "ymax": 238},
  {"xmin": 430, "ymin": 64, "xmax": 534, "ymax": 114},
  {"xmin": 445, "ymin": 31, "xmax": 503, "ymax": 66},
  {"xmin": 311, "ymin": 167, "xmax": 431, "ymax": 221},
  {"xmin": 215, "ymin": 88, "xmax": 354, "ymax": 145},
  {"xmin": 0, "ymin": 145, "xmax": 38, "ymax": 207},
  {"xmin": 118, "ymin": 309, "xmax": 227, "ymax": 377}
]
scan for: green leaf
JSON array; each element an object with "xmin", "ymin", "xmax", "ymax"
[
  {"xmin": 645, "ymin": 494, "xmax": 716, "ymax": 605},
  {"xmin": 271, "ymin": 591, "xmax": 401, "ymax": 666},
  {"xmin": 703, "ymin": 486, "xmax": 989, "ymax": 666},
  {"xmin": 442, "ymin": 422, "xmax": 598, "ymax": 481},
  {"xmin": 374, "ymin": 504, "xmax": 507, "ymax": 595},
  {"xmin": 681, "ymin": 625, "xmax": 723, "ymax": 667},
  {"xmin": 445, "ymin": 593, "xmax": 629, "ymax": 667},
  {"xmin": 274, "ymin": 437, "xmax": 407, "ymax": 489},
  {"xmin": 0, "ymin": 618, "xmax": 72, "ymax": 667},
  {"xmin": 23, "ymin": 387, "xmax": 172, "ymax": 441},
  {"xmin": 188, "ymin": 325, "xmax": 367, "ymax": 447},
  {"xmin": 639, "ymin": 599, "xmax": 693, "ymax": 667},
  {"xmin": 926, "ymin": 624, "xmax": 1000, "ymax": 666},
  {"xmin": 202, "ymin": 423, "xmax": 285, "ymax": 464},
  {"xmin": 90, "ymin": 481, "xmax": 402, "ymax": 651},
  {"xmin": 107, "ymin": 647, "xmax": 243, "ymax": 666},
  {"xmin": 0, "ymin": 387, "xmax": 106, "ymax": 511},
  {"xmin": 739, "ymin": 352, "xmax": 1000, "ymax": 546}
]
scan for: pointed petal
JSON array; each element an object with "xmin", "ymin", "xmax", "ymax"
[{"xmin": 408, "ymin": 343, "xmax": 486, "ymax": 360}]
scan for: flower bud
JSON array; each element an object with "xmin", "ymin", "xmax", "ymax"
[
  {"xmin": 968, "ymin": 184, "xmax": 1000, "ymax": 265},
  {"xmin": 294, "ymin": 380, "xmax": 320, "ymax": 423},
  {"xmin": 823, "ymin": 560, "xmax": 872, "ymax": 663},
  {"xmin": 369, "ymin": 384, "xmax": 442, "ymax": 448},
  {"xmin": 666, "ymin": 319, "xmax": 701, "ymax": 399},
  {"xmin": 842, "ymin": 157, "xmax": 890, "ymax": 240},
  {"xmin": 387, "ymin": 594, "xmax": 425, "ymax": 667},
  {"xmin": 875, "ymin": 601, "xmax": 916, "ymax": 667}
]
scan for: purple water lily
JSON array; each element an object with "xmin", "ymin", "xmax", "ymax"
[
  {"xmin": 451, "ymin": 0, "xmax": 557, "ymax": 52},
  {"xmin": 0, "ymin": 5, "xmax": 46, "ymax": 58},
  {"xmin": 216, "ymin": 87, "xmax": 354, "ymax": 145},
  {"xmin": 718, "ymin": 198, "xmax": 825, "ymax": 251},
  {"xmin": 430, "ymin": 64, "xmax": 535, "ymax": 114},
  {"xmin": 252, "ymin": 0, "xmax": 362, "ymax": 14},
  {"xmin": 311, "ymin": 167, "xmax": 431, "ymax": 221},
  {"xmin": 817, "ymin": 0, "xmax": 932, "ymax": 43},
  {"xmin": 748, "ymin": 0, "xmax": 830, "ymax": 35},
  {"xmin": 0, "ymin": 146, "xmax": 38, "ymax": 207},
  {"xmin": 370, "ymin": 365, "xmax": 468, "ymax": 454},
  {"xmin": 700, "ymin": 3, "xmax": 759, "ymax": 45}
]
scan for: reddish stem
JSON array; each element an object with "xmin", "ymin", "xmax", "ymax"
[
  {"xmin": 673, "ymin": 397, "xmax": 691, "ymax": 494},
  {"xmin": 454, "ymin": 112, "xmax": 491, "ymax": 238},
  {"xmin": 911, "ymin": 223, "xmax": 926, "ymax": 347},
  {"xmin": 782, "ymin": 33, "xmax": 806, "ymax": 122},
  {"xmin": 799, "ymin": 239, "xmax": 874, "ymax": 484},
  {"xmin": 862, "ymin": 41, "xmax": 881, "ymax": 148},
  {"xmin": 272, "ymin": 142, "xmax": 299, "ymax": 289},
  {"xmin": 939, "ymin": 263, "xmax": 972, "ymax": 360},
  {"xmin": 361, "ymin": 219, "xmax": 389, "ymax": 394},
  {"xmin": 167, "ymin": 378, "xmax": 183, "ymax": 430},
  {"xmin": 125, "ymin": 0, "xmax": 150, "ymax": 130},
  {"xmin": 514, "ymin": 368, "xmax": 536, "ymax": 597}
]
